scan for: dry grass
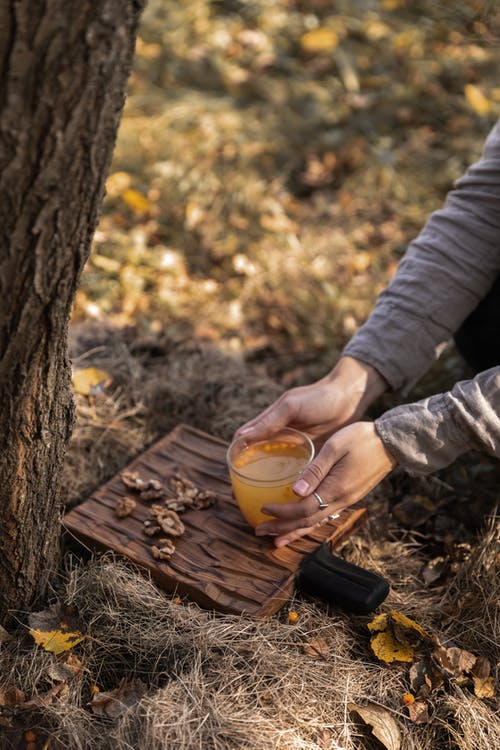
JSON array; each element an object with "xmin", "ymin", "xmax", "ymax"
[{"xmin": 1, "ymin": 518, "xmax": 497, "ymax": 749}]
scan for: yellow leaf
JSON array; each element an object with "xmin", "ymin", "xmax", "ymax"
[
  {"xmin": 300, "ymin": 28, "xmax": 338, "ymax": 55},
  {"xmin": 370, "ymin": 630, "xmax": 415, "ymax": 663},
  {"xmin": 72, "ymin": 367, "xmax": 111, "ymax": 396},
  {"xmin": 473, "ymin": 675, "xmax": 495, "ymax": 699},
  {"xmin": 464, "ymin": 84, "xmax": 491, "ymax": 116},
  {"xmin": 28, "ymin": 604, "xmax": 85, "ymax": 655},
  {"xmin": 106, "ymin": 171, "xmax": 132, "ymax": 197},
  {"xmin": 29, "ymin": 627, "xmax": 85, "ymax": 655},
  {"xmin": 121, "ymin": 188, "xmax": 151, "ymax": 214},
  {"xmin": 390, "ymin": 611, "xmax": 429, "ymax": 640},
  {"xmin": 367, "ymin": 613, "xmax": 388, "ymax": 632}
]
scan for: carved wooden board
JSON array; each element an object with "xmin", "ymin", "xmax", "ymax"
[{"xmin": 63, "ymin": 424, "xmax": 365, "ymax": 617}]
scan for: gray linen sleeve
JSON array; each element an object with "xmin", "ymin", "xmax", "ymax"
[
  {"xmin": 343, "ymin": 118, "xmax": 500, "ymax": 394},
  {"xmin": 374, "ymin": 367, "xmax": 500, "ymax": 475}
]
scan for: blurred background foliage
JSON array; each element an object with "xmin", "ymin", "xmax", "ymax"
[{"xmin": 74, "ymin": 0, "xmax": 500, "ymax": 385}]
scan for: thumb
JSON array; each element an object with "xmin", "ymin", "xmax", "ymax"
[
  {"xmin": 292, "ymin": 439, "xmax": 337, "ymax": 496},
  {"xmin": 234, "ymin": 394, "xmax": 294, "ymax": 442}
]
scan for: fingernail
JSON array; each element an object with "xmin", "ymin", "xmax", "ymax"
[
  {"xmin": 293, "ymin": 478, "xmax": 310, "ymax": 495},
  {"xmin": 238, "ymin": 426, "xmax": 252, "ymax": 435}
]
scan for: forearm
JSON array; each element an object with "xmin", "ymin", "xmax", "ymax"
[
  {"xmin": 374, "ymin": 366, "xmax": 500, "ymax": 475},
  {"xmin": 344, "ymin": 119, "xmax": 500, "ymax": 394}
]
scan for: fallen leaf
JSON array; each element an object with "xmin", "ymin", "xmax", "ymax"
[
  {"xmin": 368, "ymin": 611, "xmax": 428, "ymax": 664},
  {"xmin": 390, "ymin": 611, "xmax": 429, "ymax": 642},
  {"xmin": 349, "ymin": 702, "xmax": 401, "ymax": 750},
  {"xmin": 370, "ymin": 630, "xmax": 415, "ymax": 663},
  {"xmin": 432, "ymin": 644, "xmax": 476, "ymax": 676},
  {"xmin": 464, "ymin": 84, "xmax": 491, "ymax": 116},
  {"xmin": 22, "ymin": 683, "xmax": 70, "ymax": 710},
  {"xmin": 407, "ymin": 700, "xmax": 430, "ymax": 724},
  {"xmin": 46, "ymin": 653, "xmax": 83, "ymax": 683},
  {"xmin": 301, "ymin": 637, "xmax": 329, "ymax": 659},
  {"xmin": 472, "ymin": 675, "xmax": 495, "ymax": 699},
  {"xmin": 0, "ymin": 685, "xmax": 25, "ymax": 708},
  {"xmin": 367, "ymin": 613, "xmax": 388, "ymax": 633},
  {"xmin": 121, "ymin": 188, "xmax": 151, "ymax": 214},
  {"xmin": 300, "ymin": 28, "xmax": 338, "ymax": 54},
  {"xmin": 88, "ymin": 678, "xmax": 147, "ymax": 719},
  {"xmin": 28, "ymin": 603, "xmax": 85, "ymax": 655},
  {"xmin": 72, "ymin": 367, "xmax": 111, "ymax": 396},
  {"xmin": 471, "ymin": 656, "xmax": 491, "ymax": 679}
]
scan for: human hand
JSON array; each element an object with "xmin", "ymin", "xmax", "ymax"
[
  {"xmin": 254, "ymin": 421, "xmax": 396, "ymax": 547},
  {"xmin": 235, "ymin": 356, "xmax": 388, "ymax": 446}
]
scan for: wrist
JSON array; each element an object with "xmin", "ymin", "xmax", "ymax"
[{"xmin": 325, "ymin": 356, "xmax": 388, "ymax": 419}]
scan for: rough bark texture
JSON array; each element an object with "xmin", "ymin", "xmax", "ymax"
[{"xmin": 0, "ymin": 0, "xmax": 143, "ymax": 622}]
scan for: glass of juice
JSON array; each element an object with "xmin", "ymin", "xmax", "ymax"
[{"xmin": 227, "ymin": 428, "xmax": 315, "ymax": 528}]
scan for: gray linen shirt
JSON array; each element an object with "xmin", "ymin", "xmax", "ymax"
[{"xmin": 343, "ymin": 120, "xmax": 500, "ymax": 474}]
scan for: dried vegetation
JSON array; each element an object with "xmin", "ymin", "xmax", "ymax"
[{"xmin": 2, "ymin": 1, "xmax": 500, "ymax": 748}]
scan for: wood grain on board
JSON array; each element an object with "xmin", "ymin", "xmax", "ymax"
[{"xmin": 63, "ymin": 424, "xmax": 366, "ymax": 617}]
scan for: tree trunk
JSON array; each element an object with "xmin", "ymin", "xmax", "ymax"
[{"xmin": 0, "ymin": 0, "xmax": 143, "ymax": 623}]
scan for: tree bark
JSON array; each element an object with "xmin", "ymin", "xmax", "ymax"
[{"xmin": 0, "ymin": 0, "xmax": 143, "ymax": 623}]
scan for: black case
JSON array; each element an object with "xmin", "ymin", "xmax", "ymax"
[{"xmin": 297, "ymin": 543, "xmax": 390, "ymax": 614}]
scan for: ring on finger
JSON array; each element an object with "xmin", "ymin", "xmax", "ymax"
[{"xmin": 313, "ymin": 491, "xmax": 328, "ymax": 510}]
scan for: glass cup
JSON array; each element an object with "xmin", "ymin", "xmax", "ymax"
[{"xmin": 227, "ymin": 428, "xmax": 315, "ymax": 528}]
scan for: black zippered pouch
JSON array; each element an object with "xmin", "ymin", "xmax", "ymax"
[{"xmin": 297, "ymin": 544, "xmax": 390, "ymax": 614}]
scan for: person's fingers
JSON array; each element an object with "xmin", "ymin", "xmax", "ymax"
[
  {"xmin": 274, "ymin": 525, "xmax": 313, "ymax": 548},
  {"xmin": 291, "ymin": 438, "xmax": 343, "ymax": 496},
  {"xmin": 234, "ymin": 392, "xmax": 296, "ymax": 442},
  {"xmin": 255, "ymin": 493, "xmax": 345, "ymax": 537}
]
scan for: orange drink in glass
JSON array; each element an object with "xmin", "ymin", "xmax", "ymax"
[{"xmin": 227, "ymin": 428, "xmax": 315, "ymax": 528}]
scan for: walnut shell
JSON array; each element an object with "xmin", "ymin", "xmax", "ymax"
[
  {"xmin": 151, "ymin": 540, "xmax": 175, "ymax": 561},
  {"xmin": 120, "ymin": 471, "xmax": 148, "ymax": 492},
  {"xmin": 158, "ymin": 510, "xmax": 185, "ymax": 537},
  {"xmin": 115, "ymin": 497, "xmax": 136, "ymax": 518}
]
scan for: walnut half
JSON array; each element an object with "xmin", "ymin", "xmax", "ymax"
[
  {"xmin": 115, "ymin": 497, "xmax": 136, "ymax": 518},
  {"xmin": 151, "ymin": 539, "xmax": 176, "ymax": 561}
]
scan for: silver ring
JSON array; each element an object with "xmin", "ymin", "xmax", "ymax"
[
  {"xmin": 328, "ymin": 512, "xmax": 340, "ymax": 521},
  {"xmin": 313, "ymin": 491, "xmax": 328, "ymax": 510}
]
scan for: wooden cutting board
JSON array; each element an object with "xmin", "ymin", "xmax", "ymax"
[{"xmin": 63, "ymin": 424, "xmax": 366, "ymax": 617}]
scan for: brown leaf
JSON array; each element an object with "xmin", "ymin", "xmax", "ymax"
[
  {"xmin": 301, "ymin": 637, "xmax": 329, "ymax": 659},
  {"xmin": 348, "ymin": 702, "xmax": 401, "ymax": 750},
  {"xmin": 46, "ymin": 653, "xmax": 83, "ymax": 683},
  {"xmin": 407, "ymin": 700, "xmax": 430, "ymax": 724},
  {"xmin": 471, "ymin": 656, "xmax": 491, "ymax": 679},
  {"xmin": 88, "ymin": 678, "xmax": 147, "ymax": 719},
  {"xmin": 433, "ymin": 644, "xmax": 476, "ymax": 676},
  {"xmin": 22, "ymin": 683, "xmax": 70, "ymax": 711},
  {"xmin": 0, "ymin": 685, "xmax": 26, "ymax": 708}
]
